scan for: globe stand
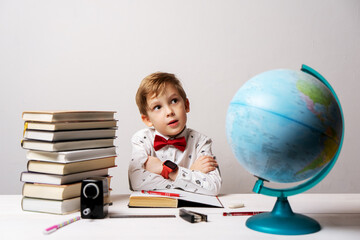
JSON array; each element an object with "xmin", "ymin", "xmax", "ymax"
[{"xmin": 246, "ymin": 196, "xmax": 321, "ymax": 235}]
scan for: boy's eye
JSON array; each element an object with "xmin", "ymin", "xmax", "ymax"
[
  {"xmin": 171, "ymin": 98, "xmax": 178, "ymax": 104},
  {"xmin": 153, "ymin": 105, "xmax": 161, "ymax": 111}
]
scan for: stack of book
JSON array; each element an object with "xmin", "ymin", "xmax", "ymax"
[{"xmin": 20, "ymin": 111, "xmax": 117, "ymax": 214}]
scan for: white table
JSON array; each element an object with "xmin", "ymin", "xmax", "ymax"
[{"xmin": 1, "ymin": 194, "xmax": 359, "ymax": 240}]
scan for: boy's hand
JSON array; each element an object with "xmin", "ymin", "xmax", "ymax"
[
  {"xmin": 144, "ymin": 156, "xmax": 163, "ymax": 175},
  {"xmin": 190, "ymin": 156, "xmax": 218, "ymax": 173}
]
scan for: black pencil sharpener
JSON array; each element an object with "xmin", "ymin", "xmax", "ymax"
[{"xmin": 81, "ymin": 177, "xmax": 111, "ymax": 219}]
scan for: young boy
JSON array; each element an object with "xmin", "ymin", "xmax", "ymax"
[{"xmin": 128, "ymin": 72, "xmax": 221, "ymax": 196}]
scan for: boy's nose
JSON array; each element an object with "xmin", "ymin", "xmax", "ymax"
[{"xmin": 165, "ymin": 106, "xmax": 175, "ymax": 117}]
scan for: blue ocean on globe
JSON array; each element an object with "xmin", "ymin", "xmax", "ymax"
[{"xmin": 226, "ymin": 69, "xmax": 342, "ymax": 183}]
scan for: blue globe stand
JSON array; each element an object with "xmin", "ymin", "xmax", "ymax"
[
  {"xmin": 245, "ymin": 65, "xmax": 344, "ymax": 235},
  {"xmin": 247, "ymin": 196, "xmax": 320, "ymax": 235}
]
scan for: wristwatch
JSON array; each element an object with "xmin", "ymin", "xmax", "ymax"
[{"xmin": 161, "ymin": 160, "xmax": 178, "ymax": 179}]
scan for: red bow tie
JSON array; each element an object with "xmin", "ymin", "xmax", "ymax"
[{"xmin": 154, "ymin": 135, "xmax": 187, "ymax": 152}]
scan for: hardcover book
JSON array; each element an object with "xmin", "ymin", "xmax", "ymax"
[
  {"xmin": 22, "ymin": 177, "xmax": 112, "ymax": 200},
  {"xmin": 24, "ymin": 120, "xmax": 117, "ymax": 131},
  {"xmin": 26, "ymin": 147, "xmax": 117, "ymax": 163},
  {"xmin": 24, "ymin": 129, "xmax": 116, "ymax": 142},
  {"xmin": 21, "ymin": 197, "xmax": 80, "ymax": 214},
  {"xmin": 20, "ymin": 168, "xmax": 110, "ymax": 185},
  {"xmin": 22, "ymin": 111, "xmax": 116, "ymax": 122},
  {"xmin": 22, "ymin": 182, "xmax": 82, "ymax": 200},
  {"xmin": 129, "ymin": 189, "xmax": 223, "ymax": 208},
  {"xmin": 21, "ymin": 138, "xmax": 115, "ymax": 152},
  {"xmin": 27, "ymin": 156, "xmax": 116, "ymax": 175}
]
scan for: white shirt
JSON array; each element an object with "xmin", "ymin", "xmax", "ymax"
[{"xmin": 128, "ymin": 127, "xmax": 222, "ymax": 196}]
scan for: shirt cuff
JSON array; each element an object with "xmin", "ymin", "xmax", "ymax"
[{"xmin": 172, "ymin": 167, "xmax": 192, "ymax": 188}]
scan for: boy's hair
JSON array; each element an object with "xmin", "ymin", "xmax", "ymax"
[{"xmin": 136, "ymin": 72, "xmax": 187, "ymax": 116}]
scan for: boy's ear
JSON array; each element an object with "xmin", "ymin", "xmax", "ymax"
[
  {"xmin": 141, "ymin": 114, "xmax": 153, "ymax": 127},
  {"xmin": 185, "ymin": 98, "xmax": 190, "ymax": 113}
]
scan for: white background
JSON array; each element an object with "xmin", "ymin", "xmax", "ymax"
[{"xmin": 0, "ymin": 0, "xmax": 359, "ymax": 194}]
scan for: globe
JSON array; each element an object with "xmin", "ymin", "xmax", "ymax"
[{"xmin": 226, "ymin": 65, "xmax": 344, "ymax": 235}]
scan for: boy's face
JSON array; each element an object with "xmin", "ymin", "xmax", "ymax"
[{"xmin": 141, "ymin": 84, "xmax": 190, "ymax": 137}]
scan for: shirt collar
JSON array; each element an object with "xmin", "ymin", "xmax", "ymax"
[{"xmin": 154, "ymin": 126, "xmax": 188, "ymax": 140}]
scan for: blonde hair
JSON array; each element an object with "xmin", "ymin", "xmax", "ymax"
[{"xmin": 136, "ymin": 72, "xmax": 187, "ymax": 116}]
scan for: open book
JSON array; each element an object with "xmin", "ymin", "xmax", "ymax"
[{"xmin": 129, "ymin": 189, "xmax": 223, "ymax": 208}]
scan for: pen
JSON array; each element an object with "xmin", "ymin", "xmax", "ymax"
[
  {"xmin": 223, "ymin": 211, "xmax": 266, "ymax": 216},
  {"xmin": 141, "ymin": 190, "xmax": 180, "ymax": 197},
  {"xmin": 43, "ymin": 216, "xmax": 81, "ymax": 234}
]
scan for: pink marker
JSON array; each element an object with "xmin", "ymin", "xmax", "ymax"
[{"xmin": 43, "ymin": 216, "xmax": 81, "ymax": 234}]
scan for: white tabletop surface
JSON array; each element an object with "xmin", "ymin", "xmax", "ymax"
[{"xmin": 1, "ymin": 194, "xmax": 359, "ymax": 240}]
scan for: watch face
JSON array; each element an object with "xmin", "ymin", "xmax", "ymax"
[{"xmin": 164, "ymin": 160, "xmax": 178, "ymax": 170}]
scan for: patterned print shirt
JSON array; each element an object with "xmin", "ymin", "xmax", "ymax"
[{"xmin": 128, "ymin": 127, "xmax": 222, "ymax": 196}]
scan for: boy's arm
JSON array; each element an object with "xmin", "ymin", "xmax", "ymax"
[
  {"xmin": 164, "ymin": 135, "xmax": 222, "ymax": 196},
  {"xmin": 171, "ymin": 166, "xmax": 222, "ymax": 196},
  {"xmin": 128, "ymin": 134, "xmax": 175, "ymax": 191},
  {"xmin": 143, "ymin": 154, "xmax": 222, "ymax": 196},
  {"xmin": 176, "ymin": 135, "xmax": 221, "ymax": 195}
]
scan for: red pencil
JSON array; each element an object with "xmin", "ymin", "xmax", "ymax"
[
  {"xmin": 223, "ymin": 211, "xmax": 266, "ymax": 216},
  {"xmin": 141, "ymin": 190, "xmax": 180, "ymax": 197}
]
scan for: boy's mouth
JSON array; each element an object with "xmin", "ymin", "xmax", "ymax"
[{"xmin": 168, "ymin": 120, "xmax": 179, "ymax": 126}]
